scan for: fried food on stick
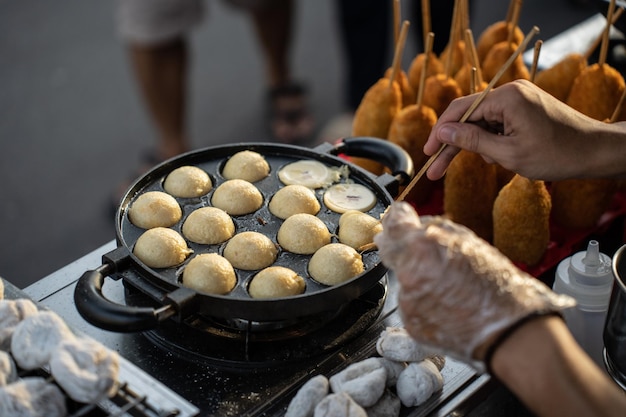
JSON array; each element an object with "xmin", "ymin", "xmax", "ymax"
[
  {"xmin": 534, "ymin": 53, "xmax": 587, "ymax": 102},
  {"xmin": 444, "ymin": 150, "xmax": 498, "ymax": 242},
  {"xmin": 422, "ymin": 74, "xmax": 463, "ymax": 116},
  {"xmin": 566, "ymin": 63, "xmax": 625, "ymax": 121},
  {"xmin": 476, "ymin": 0, "xmax": 524, "ymax": 62},
  {"xmin": 455, "ymin": 29, "xmax": 488, "ymax": 95},
  {"xmin": 439, "ymin": 0, "xmax": 468, "ymax": 77},
  {"xmin": 550, "ymin": 178, "xmax": 617, "ymax": 230},
  {"xmin": 408, "ymin": 53, "xmax": 444, "ymax": 96},
  {"xmin": 482, "ymin": 40, "xmax": 530, "ymax": 87},
  {"xmin": 389, "ymin": 32, "xmax": 439, "ymax": 205},
  {"xmin": 493, "ymin": 175, "xmax": 551, "ymax": 266}
]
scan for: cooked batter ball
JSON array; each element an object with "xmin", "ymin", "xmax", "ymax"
[
  {"xmin": 128, "ymin": 191, "xmax": 182, "ymax": 229},
  {"xmin": 182, "ymin": 253, "xmax": 237, "ymax": 295},
  {"xmin": 269, "ymin": 184, "xmax": 321, "ymax": 219},
  {"xmin": 211, "ymin": 179, "xmax": 263, "ymax": 215},
  {"xmin": 277, "ymin": 213, "xmax": 331, "ymax": 255},
  {"xmin": 223, "ymin": 231, "xmax": 278, "ymax": 270},
  {"xmin": 133, "ymin": 227, "xmax": 193, "ymax": 268},
  {"xmin": 308, "ymin": 243, "xmax": 364, "ymax": 286},
  {"xmin": 182, "ymin": 207, "xmax": 235, "ymax": 245},
  {"xmin": 163, "ymin": 165, "xmax": 213, "ymax": 198},
  {"xmin": 222, "ymin": 150, "xmax": 270, "ymax": 183},
  {"xmin": 248, "ymin": 266, "xmax": 306, "ymax": 299}
]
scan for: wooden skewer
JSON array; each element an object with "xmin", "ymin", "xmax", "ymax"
[
  {"xmin": 507, "ymin": 0, "xmax": 523, "ymax": 45},
  {"xmin": 397, "ymin": 25, "xmax": 540, "ymax": 202},
  {"xmin": 388, "ymin": 20, "xmax": 410, "ymax": 88},
  {"xmin": 444, "ymin": 0, "xmax": 462, "ymax": 78},
  {"xmin": 393, "ymin": 0, "xmax": 401, "ymax": 46},
  {"xmin": 600, "ymin": 0, "xmax": 617, "ymax": 66},
  {"xmin": 421, "ymin": 0, "xmax": 431, "ymax": 49},
  {"xmin": 464, "ymin": 28, "xmax": 484, "ymax": 85},
  {"xmin": 416, "ymin": 32, "xmax": 434, "ymax": 107},
  {"xmin": 610, "ymin": 86, "xmax": 626, "ymax": 122},
  {"xmin": 584, "ymin": 7, "xmax": 623, "ymax": 60},
  {"xmin": 529, "ymin": 40, "xmax": 542, "ymax": 83}
]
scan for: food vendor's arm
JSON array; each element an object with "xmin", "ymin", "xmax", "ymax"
[
  {"xmin": 487, "ymin": 315, "xmax": 626, "ymax": 417},
  {"xmin": 424, "ymin": 79, "xmax": 626, "ymax": 181},
  {"xmin": 374, "ymin": 202, "xmax": 626, "ymax": 417}
]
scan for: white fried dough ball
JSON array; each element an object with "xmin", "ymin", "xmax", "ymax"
[
  {"xmin": 277, "ymin": 213, "xmax": 331, "ymax": 254},
  {"xmin": 50, "ymin": 338, "xmax": 120, "ymax": 404},
  {"xmin": 133, "ymin": 227, "xmax": 192, "ymax": 268},
  {"xmin": 285, "ymin": 374, "xmax": 329, "ymax": 417},
  {"xmin": 223, "ymin": 231, "xmax": 278, "ymax": 270},
  {"xmin": 128, "ymin": 191, "xmax": 182, "ymax": 229},
  {"xmin": 0, "ymin": 377, "xmax": 67, "ymax": 417},
  {"xmin": 11, "ymin": 311, "xmax": 75, "ymax": 370},
  {"xmin": 309, "ymin": 243, "xmax": 364, "ymax": 285},
  {"xmin": 0, "ymin": 351, "xmax": 17, "ymax": 386},
  {"xmin": 163, "ymin": 165, "xmax": 212, "ymax": 198},
  {"xmin": 211, "ymin": 179, "xmax": 263, "ymax": 215},
  {"xmin": 248, "ymin": 266, "xmax": 306, "ymax": 299},
  {"xmin": 182, "ymin": 253, "xmax": 237, "ymax": 295},
  {"xmin": 0, "ymin": 299, "xmax": 39, "ymax": 351},
  {"xmin": 182, "ymin": 207, "xmax": 235, "ymax": 244},
  {"xmin": 269, "ymin": 184, "xmax": 321, "ymax": 219},
  {"xmin": 222, "ymin": 150, "xmax": 270, "ymax": 182},
  {"xmin": 338, "ymin": 210, "xmax": 383, "ymax": 249}
]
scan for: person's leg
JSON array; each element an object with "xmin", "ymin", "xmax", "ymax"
[
  {"xmin": 129, "ymin": 38, "xmax": 190, "ymax": 160},
  {"xmin": 247, "ymin": 0, "xmax": 293, "ymax": 88},
  {"xmin": 243, "ymin": 0, "xmax": 314, "ymax": 144}
]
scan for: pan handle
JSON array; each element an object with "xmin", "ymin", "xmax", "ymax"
[
  {"xmin": 332, "ymin": 136, "xmax": 414, "ymax": 183},
  {"xmin": 74, "ymin": 247, "xmax": 175, "ymax": 332}
]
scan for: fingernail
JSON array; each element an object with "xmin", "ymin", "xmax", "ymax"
[{"xmin": 438, "ymin": 125, "xmax": 456, "ymax": 144}]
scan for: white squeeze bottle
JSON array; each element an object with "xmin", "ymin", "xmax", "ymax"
[{"xmin": 552, "ymin": 240, "xmax": 614, "ymax": 368}]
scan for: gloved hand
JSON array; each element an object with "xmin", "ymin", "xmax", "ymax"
[{"xmin": 373, "ymin": 202, "xmax": 575, "ymax": 371}]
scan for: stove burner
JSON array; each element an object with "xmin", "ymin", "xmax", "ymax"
[{"xmin": 123, "ymin": 278, "xmax": 387, "ymax": 370}]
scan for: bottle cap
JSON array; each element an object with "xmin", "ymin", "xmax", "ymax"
[{"xmin": 554, "ymin": 240, "xmax": 614, "ymax": 311}]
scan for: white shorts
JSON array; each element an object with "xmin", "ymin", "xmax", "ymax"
[
  {"xmin": 115, "ymin": 0, "xmax": 205, "ymax": 46},
  {"xmin": 116, "ymin": 0, "xmax": 284, "ymax": 46}
]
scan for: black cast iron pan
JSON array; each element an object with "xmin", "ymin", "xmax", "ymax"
[{"xmin": 74, "ymin": 137, "xmax": 413, "ymax": 332}]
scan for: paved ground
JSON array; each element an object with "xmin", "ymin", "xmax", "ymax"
[{"xmin": 0, "ymin": 0, "xmax": 598, "ymax": 288}]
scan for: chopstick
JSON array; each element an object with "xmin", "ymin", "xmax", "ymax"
[{"xmin": 396, "ymin": 25, "xmax": 540, "ymax": 202}]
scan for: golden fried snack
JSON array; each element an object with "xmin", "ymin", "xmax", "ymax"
[
  {"xmin": 566, "ymin": 63, "xmax": 626, "ymax": 121},
  {"xmin": 351, "ymin": 77, "xmax": 403, "ymax": 174},
  {"xmin": 422, "ymin": 74, "xmax": 463, "ymax": 116},
  {"xmin": 439, "ymin": 40, "xmax": 466, "ymax": 78},
  {"xmin": 493, "ymin": 175, "xmax": 551, "ymax": 266},
  {"xmin": 352, "ymin": 78, "xmax": 402, "ymax": 139},
  {"xmin": 476, "ymin": 21, "xmax": 524, "ymax": 62},
  {"xmin": 407, "ymin": 52, "xmax": 444, "ymax": 95},
  {"xmin": 385, "ymin": 67, "xmax": 415, "ymax": 108},
  {"xmin": 482, "ymin": 41, "xmax": 530, "ymax": 87},
  {"xmin": 443, "ymin": 150, "xmax": 498, "ymax": 242},
  {"xmin": 550, "ymin": 178, "xmax": 617, "ymax": 230},
  {"xmin": 534, "ymin": 53, "xmax": 587, "ymax": 102},
  {"xmin": 388, "ymin": 104, "xmax": 438, "ymax": 204}
]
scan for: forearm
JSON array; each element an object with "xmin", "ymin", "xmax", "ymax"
[
  {"xmin": 590, "ymin": 121, "xmax": 626, "ymax": 180},
  {"xmin": 490, "ymin": 316, "xmax": 626, "ymax": 417}
]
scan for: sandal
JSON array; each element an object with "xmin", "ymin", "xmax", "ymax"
[{"xmin": 268, "ymin": 83, "xmax": 315, "ymax": 145}]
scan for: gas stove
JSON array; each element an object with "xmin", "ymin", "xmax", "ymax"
[{"xmin": 17, "ymin": 241, "xmax": 508, "ymax": 417}]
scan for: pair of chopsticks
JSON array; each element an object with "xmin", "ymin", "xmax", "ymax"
[{"xmin": 397, "ymin": 26, "xmax": 540, "ymax": 202}]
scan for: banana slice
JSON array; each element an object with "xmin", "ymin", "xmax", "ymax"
[
  {"xmin": 278, "ymin": 160, "xmax": 339, "ymax": 189},
  {"xmin": 323, "ymin": 183, "xmax": 377, "ymax": 213}
]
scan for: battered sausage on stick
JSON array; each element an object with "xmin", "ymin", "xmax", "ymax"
[{"xmin": 475, "ymin": 0, "xmax": 524, "ymax": 62}]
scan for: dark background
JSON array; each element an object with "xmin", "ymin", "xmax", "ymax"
[{"xmin": 0, "ymin": 0, "xmax": 599, "ymax": 288}]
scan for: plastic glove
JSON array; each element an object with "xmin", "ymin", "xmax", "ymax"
[{"xmin": 373, "ymin": 202, "xmax": 575, "ymax": 370}]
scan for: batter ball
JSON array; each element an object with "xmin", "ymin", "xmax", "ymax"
[
  {"xmin": 222, "ymin": 150, "xmax": 270, "ymax": 183},
  {"xmin": 277, "ymin": 213, "xmax": 331, "ymax": 255},
  {"xmin": 133, "ymin": 227, "xmax": 193, "ymax": 268},
  {"xmin": 128, "ymin": 191, "xmax": 182, "ymax": 229},
  {"xmin": 211, "ymin": 179, "xmax": 263, "ymax": 215},
  {"xmin": 223, "ymin": 231, "xmax": 278, "ymax": 270},
  {"xmin": 269, "ymin": 184, "xmax": 321, "ymax": 219},
  {"xmin": 182, "ymin": 253, "xmax": 237, "ymax": 295},
  {"xmin": 163, "ymin": 165, "xmax": 213, "ymax": 198},
  {"xmin": 308, "ymin": 243, "xmax": 364, "ymax": 285},
  {"xmin": 248, "ymin": 266, "xmax": 306, "ymax": 299},
  {"xmin": 182, "ymin": 207, "xmax": 235, "ymax": 245}
]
